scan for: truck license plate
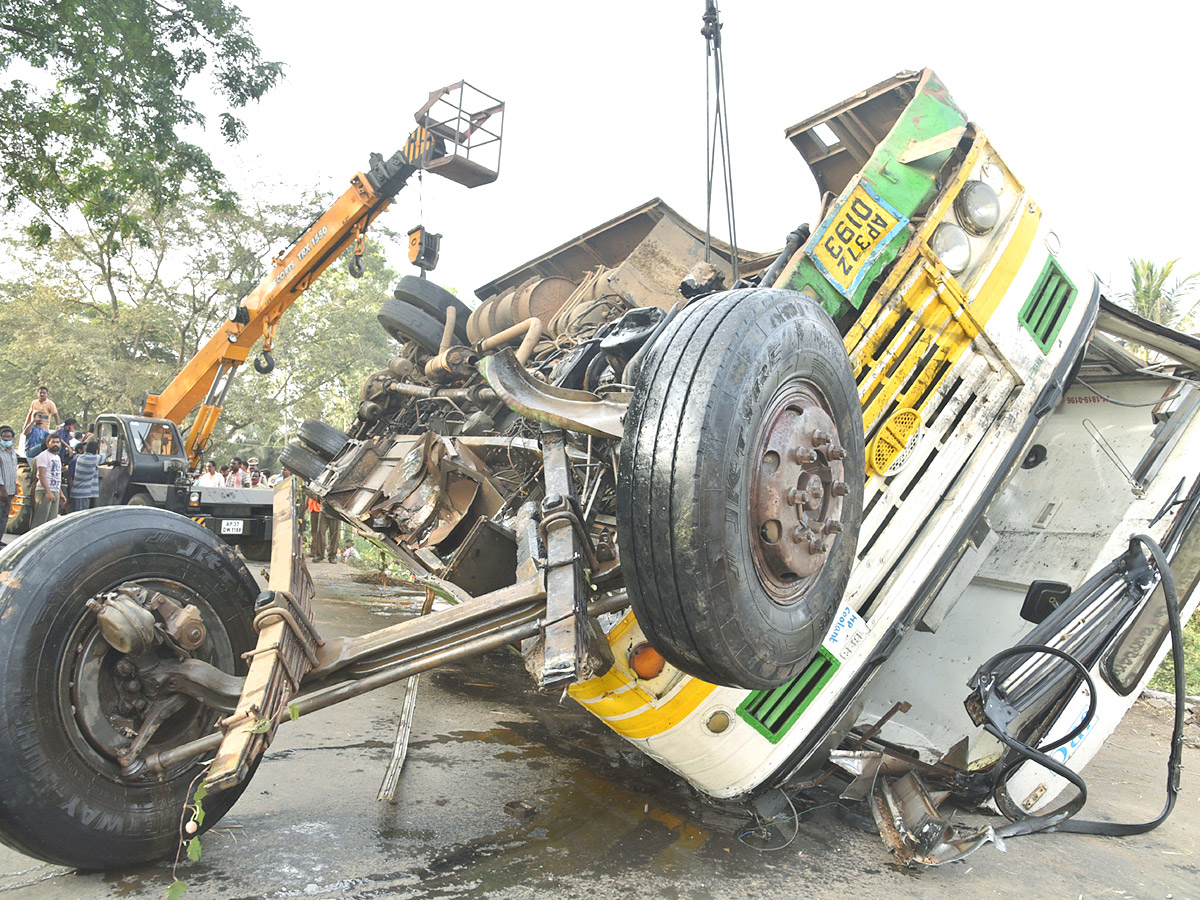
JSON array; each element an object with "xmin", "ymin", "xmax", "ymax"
[
  {"xmin": 810, "ymin": 181, "xmax": 907, "ymax": 298},
  {"xmin": 221, "ymin": 520, "xmax": 245, "ymax": 535}
]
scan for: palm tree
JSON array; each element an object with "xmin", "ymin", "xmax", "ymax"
[{"xmin": 1119, "ymin": 258, "xmax": 1200, "ymax": 329}]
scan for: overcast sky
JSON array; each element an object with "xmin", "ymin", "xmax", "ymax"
[{"xmin": 208, "ymin": 1, "xmax": 1198, "ymax": 306}]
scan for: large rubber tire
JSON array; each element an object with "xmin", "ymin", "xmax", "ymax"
[
  {"xmin": 616, "ymin": 288, "xmax": 864, "ymax": 689},
  {"xmin": 280, "ymin": 442, "xmax": 326, "ymax": 483},
  {"xmin": 6, "ymin": 464, "xmax": 33, "ymax": 535},
  {"xmin": 394, "ymin": 275, "xmax": 471, "ymax": 343},
  {"xmin": 298, "ymin": 418, "xmax": 350, "ymax": 462},
  {"xmin": 0, "ymin": 507, "xmax": 259, "ymax": 868},
  {"xmin": 378, "ymin": 297, "xmax": 445, "ymax": 354}
]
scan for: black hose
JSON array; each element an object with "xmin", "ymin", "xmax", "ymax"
[{"xmin": 979, "ymin": 534, "xmax": 1185, "ymax": 840}]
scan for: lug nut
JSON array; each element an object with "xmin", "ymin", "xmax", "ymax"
[
  {"xmin": 824, "ymin": 519, "xmax": 843, "ymax": 534},
  {"xmin": 831, "ymin": 481, "xmax": 849, "ymax": 497},
  {"xmin": 791, "ymin": 526, "xmax": 812, "ymax": 544},
  {"xmin": 808, "ymin": 537, "xmax": 828, "ymax": 554},
  {"xmin": 791, "ymin": 447, "xmax": 818, "ymax": 465},
  {"xmin": 827, "ymin": 444, "xmax": 846, "ymax": 460},
  {"xmin": 812, "ymin": 430, "xmax": 832, "ymax": 446},
  {"xmin": 787, "ymin": 488, "xmax": 808, "ymax": 506}
]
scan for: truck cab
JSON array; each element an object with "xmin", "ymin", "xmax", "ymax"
[
  {"xmin": 94, "ymin": 414, "xmax": 273, "ymax": 559},
  {"xmin": 95, "ymin": 414, "xmax": 189, "ymax": 509}
]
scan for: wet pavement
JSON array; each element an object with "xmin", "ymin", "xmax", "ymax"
[{"xmin": 0, "ymin": 558, "xmax": 1197, "ymax": 899}]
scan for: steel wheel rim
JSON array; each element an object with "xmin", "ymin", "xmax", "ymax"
[
  {"xmin": 748, "ymin": 377, "xmax": 849, "ymax": 605},
  {"xmin": 59, "ymin": 577, "xmax": 236, "ymax": 784}
]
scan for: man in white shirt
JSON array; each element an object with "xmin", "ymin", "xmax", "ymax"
[
  {"xmin": 32, "ymin": 433, "xmax": 64, "ymax": 528},
  {"xmin": 196, "ymin": 461, "xmax": 225, "ymax": 486}
]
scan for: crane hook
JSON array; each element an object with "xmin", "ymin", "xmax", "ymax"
[{"xmin": 254, "ymin": 350, "xmax": 276, "ymax": 374}]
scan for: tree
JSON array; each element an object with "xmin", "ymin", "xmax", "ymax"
[
  {"xmin": 1119, "ymin": 258, "xmax": 1200, "ymax": 329},
  {"xmin": 0, "ymin": 0, "xmax": 282, "ymax": 245},
  {"xmin": 0, "ymin": 190, "xmax": 400, "ymax": 464}
]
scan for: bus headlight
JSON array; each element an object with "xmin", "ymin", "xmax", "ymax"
[
  {"xmin": 954, "ymin": 180, "xmax": 1001, "ymax": 236},
  {"xmin": 931, "ymin": 223, "xmax": 971, "ymax": 274}
]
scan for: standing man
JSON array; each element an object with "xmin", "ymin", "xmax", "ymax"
[
  {"xmin": 0, "ymin": 426, "xmax": 18, "ymax": 535},
  {"xmin": 315, "ymin": 505, "xmax": 341, "ymax": 563},
  {"xmin": 226, "ymin": 457, "xmax": 247, "ymax": 487},
  {"xmin": 67, "ymin": 440, "xmax": 107, "ymax": 513},
  {"xmin": 196, "ymin": 461, "xmax": 224, "ymax": 486},
  {"xmin": 307, "ymin": 494, "xmax": 324, "ymax": 560},
  {"xmin": 23, "ymin": 386, "xmax": 59, "ymax": 430},
  {"xmin": 32, "ymin": 433, "xmax": 64, "ymax": 528}
]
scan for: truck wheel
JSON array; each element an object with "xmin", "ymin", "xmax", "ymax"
[
  {"xmin": 280, "ymin": 443, "xmax": 326, "ymax": 482},
  {"xmin": 378, "ymin": 297, "xmax": 445, "ymax": 354},
  {"xmin": 393, "ymin": 275, "xmax": 471, "ymax": 344},
  {"xmin": 298, "ymin": 418, "xmax": 350, "ymax": 461},
  {"xmin": 616, "ymin": 288, "xmax": 864, "ymax": 689},
  {"xmin": 6, "ymin": 465, "xmax": 33, "ymax": 535},
  {"xmin": 0, "ymin": 507, "xmax": 259, "ymax": 868},
  {"xmin": 128, "ymin": 492, "xmax": 156, "ymax": 506}
]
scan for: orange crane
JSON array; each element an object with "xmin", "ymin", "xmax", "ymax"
[{"xmin": 143, "ymin": 82, "xmax": 503, "ymax": 467}]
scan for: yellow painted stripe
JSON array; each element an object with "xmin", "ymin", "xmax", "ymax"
[
  {"xmin": 570, "ymin": 666, "xmax": 637, "ymax": 701},
  {"xmin": 596, "ymin": 679, "xmax": 716, "ymax": 740}
]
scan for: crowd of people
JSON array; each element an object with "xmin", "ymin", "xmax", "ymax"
[
  {"xmin": 194, "ymin": 456, "xmax": 278, "ymax": 488},
  {"xmin": 0, "ymin": 386, "xmax": 280, "ymax": 536},
  {"xmin": 0, "ymin": 387, "xmax": 110, "ymax": 531}
]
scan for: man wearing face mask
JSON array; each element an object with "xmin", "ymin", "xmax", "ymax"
[{"xmin": 0, "ymin": 426, "xmax": 17, "ymax": 536}]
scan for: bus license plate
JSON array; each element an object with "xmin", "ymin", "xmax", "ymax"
[
  {"xmin": 221, "ymin": 520, "xmax": 245, "ymax": 535},
  {"xmin": 811, "ymin": 181, "xmax": 907, "ymax": 298}
]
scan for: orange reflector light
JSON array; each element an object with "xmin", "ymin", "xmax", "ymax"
[{"xmin": 629, "ymin": 642, "xmax": 666, "ymax": 680}]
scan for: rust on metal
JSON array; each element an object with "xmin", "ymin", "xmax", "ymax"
[
  {"xmin": 749, "ymin": 378, "xmax": 847, "ymax": 600},
  {"xmin": 206, "ymin": 478, "xmax": 318, "ymax": 794}
]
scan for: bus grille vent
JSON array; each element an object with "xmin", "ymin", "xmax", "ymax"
[
  {"xmin": 1019, "ymin": 258, "xmax": 1077, "ymax": 353},
  {"xmin": 736, "ymin": 649, "xmax": 839, "ymax": 743}
]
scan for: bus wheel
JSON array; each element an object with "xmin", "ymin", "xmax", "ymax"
[
  {"xmin": 298, "ymin": 418, "xmax": 350, "ymax": 462},
  {"xmin": 280, "ymin": 443, "xmax": 326, "ymax": 482},
  {"xmin": 616, "ymin": 288, "xmax": 864, "ymax": 689},
  {"xmin": 0, "ymin": 507, "xmax": 259, "ymax": 868}
]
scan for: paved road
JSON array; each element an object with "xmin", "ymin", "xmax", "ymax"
[{"xmin": 0, "ymin": 556, "xmax": 1196, "ymax": 900}]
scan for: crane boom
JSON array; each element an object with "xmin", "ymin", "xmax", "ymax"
[
  {"xmin": 143, "ymin": 80, "xmax": 505, "ymax": 469},
  {"xmin": 142, "ymin": 143, "xmax": 424, "ymax": 466}
]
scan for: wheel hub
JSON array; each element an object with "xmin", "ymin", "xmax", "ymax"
[
  {"xmin": 63, "ymin": 579, "xmax": 233, "ymax": 780},
  {"xmin": 749, "ymin": 379, "xmax": 849, "ymax": 602}
]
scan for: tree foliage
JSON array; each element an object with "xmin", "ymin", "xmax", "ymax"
[
  {"xmin": 0, "ymin": 191, "xmax": 401, "ymax": 469},
  {"xmin": 1118, "ymin": 258, "xmax": 1200, "ymax": 329},
  {"xmin": 0, "ymin": 0, "xmax": 282, "ymax": 244}
]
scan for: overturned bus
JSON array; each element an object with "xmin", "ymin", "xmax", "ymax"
[{"xmin": 0, "ymin": 69, "xmax": 1196, "ymax": 870}]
